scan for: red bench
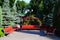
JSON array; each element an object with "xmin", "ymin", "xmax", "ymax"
[{"xmin": 22, "ymin": 25, "xmax": 40, "ymax": 30}]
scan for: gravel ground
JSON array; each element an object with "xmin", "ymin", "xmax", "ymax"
[{"xmin": 0, "ymin": 30, "xmax": 60, "ymax": 40}]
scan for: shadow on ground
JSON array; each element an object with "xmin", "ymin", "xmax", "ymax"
[
  {"xmin": 16, "ymin": 30, "xmax": 47, "ymax": 36},
  {"xmin": 16, "ymin": 30, "xmax": 60, "ymax": 40}
]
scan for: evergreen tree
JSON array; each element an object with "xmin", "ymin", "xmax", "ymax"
[
  {"xmin": 9, "ymin": 0, "xmax": 15, "ymax": 8},
  {"xmin": 0, "ymin": 0, "xmax": 4, "ymax": 7}
]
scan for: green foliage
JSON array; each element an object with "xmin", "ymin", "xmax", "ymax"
[
  {"xmin": 0, "ymin": 6, "xmax": 2, "ymax": 26},
  {"xmin": 30, "ymin": 0, "xmax": 41, "ymax": 7},
  {"xmin": 29, "ymin": 0, "xmax": 57, "ymax": 26},
  {"xmin": 0, "ymin": 28, "xmax": 4, "ymax": 37},
  {"xmin": 0, "ymin": 0, "xmax": 4, "ymax": 7},
  {"xmin": 30, "ymin": 0, "xmax": 56, "ymax": 14},
  {"xmin": 43, "ymin": 0, "xmax": 53, "ymax": 15},
  {"xmin": 29, "ymin": 0, "xmax": 44, "ymax": 19},
  {"xmin": 39, "ymin": 0, "xmax": 44, "ymax": 11},
  {"xmin": 16, "ymin": 1, "xmax": 27, "ymax": 11},
  {"xmin": 9, "ymin": 0, "xmax": 15, "ymax": 8},
  {"xmin": 30, "ymin": 0, "xmax": 41, "ymax": 11}
]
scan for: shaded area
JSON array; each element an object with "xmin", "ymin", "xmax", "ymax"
[
  {"xmin": 16, "ymin": 30, "xmax": 60, "ymax": 40},
  {"xmin": 16, "ymin": 30, "xmax": 47, "ymax": 36},
  {"xmin": 47, "ymin": 36, "xmax": 60, "ymax": 40}
]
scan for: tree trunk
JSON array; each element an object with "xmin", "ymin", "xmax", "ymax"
[{"xmin": 54, "ymin": 0, "xmax": 60, "ymax": 37}]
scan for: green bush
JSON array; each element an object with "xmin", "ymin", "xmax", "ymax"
[{"xmin": 0, "ymin": 28, "xmax": 5, "ymax": 37}]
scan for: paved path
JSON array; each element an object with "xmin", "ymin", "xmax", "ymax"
[{"xmin": 0, "ymin": 30, "xmax": 60, "ymax": 40}]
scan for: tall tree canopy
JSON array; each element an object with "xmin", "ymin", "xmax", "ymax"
[
  {"xmin": 0, "ymin": 0, "xmax": 4, "ymax": 7},
  {"xmin": 16, "ymin": 1, "xmax": 27, "ymax": 13},
  {"xmin": 54, "ymin": 0, "xmax": 60, "ymax": 37},
  {"xmin": 29, "ymin": 0, "xmax": 44, "ymax": 19},
  {"xmin": 30, "ymin": 0, "xmax": 57, "ymax": 15},
  {"xmin": 9, "ymin": 0, "xmax": 15, "ymax": 8},
  {"xmin": 30, "ymin": 0, "xmax": 42, "ymax": 13}
]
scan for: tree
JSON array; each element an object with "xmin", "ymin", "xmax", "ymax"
[
  {"xmin": 29, "ymin": 0, "xmax": 54, "ymax": 20},
  {"xmin": 9, "ymin": 0, "xmax": 15, "ymax": 8},
  {"xmin": 0, "ymin": 0, "xmax": 4, "ymax": 7},
  {"xmin": 30, "ymin": 0, "xmax": 42, "ymax": 13},
  {"xmin": 29, "ymin": 0, "xmax": 44, "ymax": 20},
  {"xmin": 30, "ymin": 0, "xmax": 58, "ymax": 28},
  {"xmin": 54, "ymin": 0, "xmax": 60, "ymax": 37},
  {"xmin": 16, "ymin": 1, "xmax": 27, "ymax": 13}
]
